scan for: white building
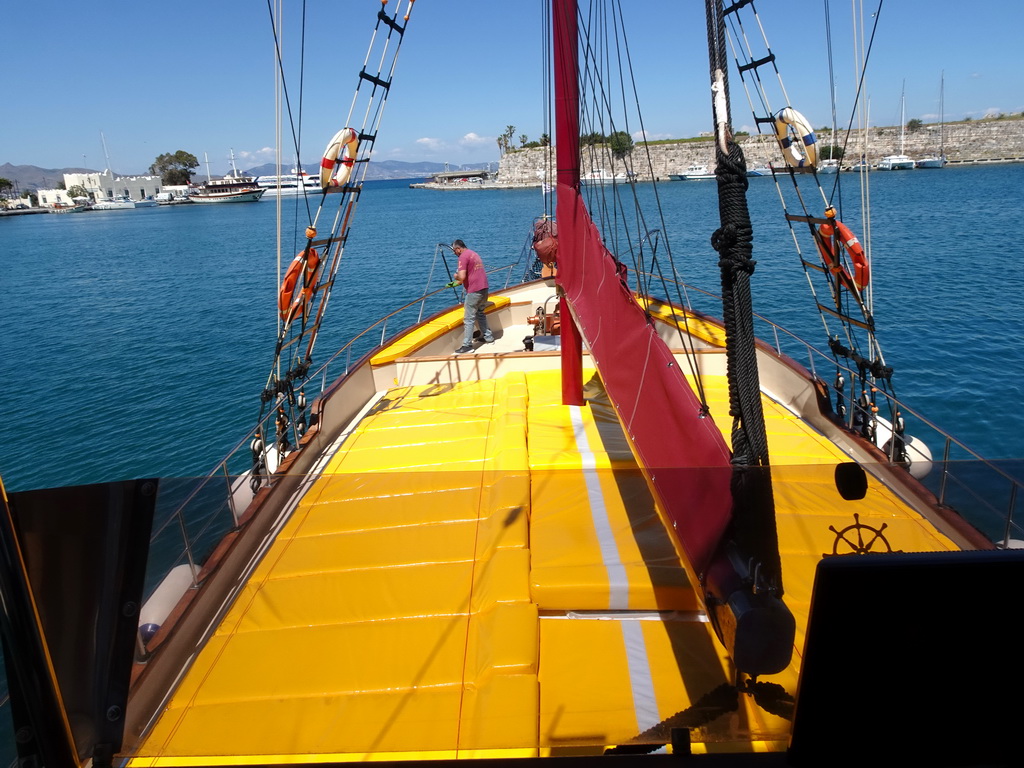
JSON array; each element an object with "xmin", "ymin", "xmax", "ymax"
[
  {"xmin": 63, "ymin": 169, "xmax": 163, "ymax": 202},
  {"xmin": 36, "ymin": 188, "xmax": 78, "ymax": 208}
]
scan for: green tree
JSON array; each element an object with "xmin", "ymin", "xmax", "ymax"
[
  {"xmin": 820, "ymin": 145, "xmax": 845, "ymax": 161},
  {"xmin": 906, "ymin": 118, "xmax": 923, "ymax": 132},
  {"xmin": 519, "ymin": 134, "xmax": 528, "ymax": 148},
  {"xmin": 67, "ymin": 184, "xmax": 90, "ymax": 199},
  {"xmin": 497, "ymin": 125, "xmax": 518, "ymax": 156},
  {"xmin": 0, "ymin": 177, "xmax": 13, "ymax": 197},
  {"xmin": 150, "ymin": 150, "xmax": 200, "ymax": 185},
  {"xmin": 609, "ymin": 130, "xmax": 634, "ymax": 159},
  {"xmin": 581, "ymin": 131, "xmax": 605, "ymax": 146},
  {"xmin": 539, "ymin": 133, "xmax": 550, "ymax": 147}
]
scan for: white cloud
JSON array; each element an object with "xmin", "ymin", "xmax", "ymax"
[
  {"xmin": 459, "ymin": 132, "xmax": 492, "ymax": 147},
  {"xmin": 236, "ymin": 147, "xmax": 276, "ymax": 164},
  {"xmin": 632, "ymin": 130, "xmax": 673, "ymax": 142},
  {"xmin": 415, "ymin": 137, "xmax": 445, "ymax": 152}
]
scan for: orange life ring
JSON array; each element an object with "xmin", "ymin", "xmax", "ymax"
[
  {"xmin": 320, "ymin": 127, "xmax": 359, "ymax": 190},
  {"xmin": 816, "ymin": 219, "xmax": 869, "ymax": 292},
  {"xmin": 278, "ymin": 247, "xmax": 320, "ymax": 322}
]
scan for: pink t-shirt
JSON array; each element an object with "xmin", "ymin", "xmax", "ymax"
[{"xmin": 458, "ymin": 248, "xmax": 488, "ymax": 293}]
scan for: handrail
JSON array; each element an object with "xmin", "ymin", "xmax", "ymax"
[{"xmin": 635, "ymin": 269, "xmax": 1023, "ymax": 546}]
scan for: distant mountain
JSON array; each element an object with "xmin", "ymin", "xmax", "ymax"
[
  {"xmin": 0, "ymin": 163, "xmax": 97, "ymax": 193},
  {"xmin": 1, "ymin": 159, "xmax": 496, "ymax": 192},
  {"xmin": 243, "ymin": 159, "xmax": 495, "ymax": 181}
]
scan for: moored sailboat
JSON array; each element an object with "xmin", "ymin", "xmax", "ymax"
[
  {"xmin": 1, "ymin": 2, "xmax": 1020, "ymax": 766},
  {"xmin": 877, "ymin": 83, "xmax": 915, "ymax": 170},
  {"xmin": 916, "ymin": 72, "xmax": 947, "ymax": 168}
]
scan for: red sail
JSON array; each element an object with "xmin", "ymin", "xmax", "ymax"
[
  {"xmin": 563, "ymin": 193, "xmax": 734, "ymax": 576},
  {"xmin": 553, "ymin": 0, "xmax": 733, "ymax": 579}
]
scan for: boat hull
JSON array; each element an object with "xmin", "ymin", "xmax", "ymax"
[
  {"xmin": 189, "ymin": 189, "xmax": 266, "ymax": 203},
  {"xmin": 92, "ymin": 199, "xmax": 157, "ymax": 210},
  {"xmin": 877, "ymin": 155, "xmax": 916, "ymax": 170}
]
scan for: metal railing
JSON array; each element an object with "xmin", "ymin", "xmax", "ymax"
[{"xmin": 636, "ymin": 271, "xmax": 1023, "ymax": 547}]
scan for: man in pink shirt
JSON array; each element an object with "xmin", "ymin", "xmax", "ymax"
[{"xmin": 449, "ymin": 239, "xmax": 494, "ymax": 353}]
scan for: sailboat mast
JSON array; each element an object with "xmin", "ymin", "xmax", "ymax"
[
  {"xmin": 552, "ymin": 0, "xmax": 583, "ymax": 406},
  {"xmin": 100, "ymin": 131, "xmax": 112, "ymax": 173},
  {"xmin": 940, "ymin": 71, "xmax": 945, "ymax": 158},
  {"xmin": 899, "ymin": 81, "xmax": 906, "ymax": 155}
]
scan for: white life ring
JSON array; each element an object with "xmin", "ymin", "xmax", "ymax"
[
  {"xmin": 320, "ymin": 127, "xmax": 359, "ymax": 190},
  {"xmin": 774, "ymin": 107, "xmax": 817, "ymax": 169}
]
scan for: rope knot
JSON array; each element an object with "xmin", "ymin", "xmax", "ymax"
[{"xmin": 711, "ymin": 223, "xmax": 737, "ymax": 253}]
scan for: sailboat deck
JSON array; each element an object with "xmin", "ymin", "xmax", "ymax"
[{"xmin": 133, "ymin": 368, "xmax": 958, "ymax": 763}]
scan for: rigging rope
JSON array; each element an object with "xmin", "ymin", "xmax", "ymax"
[
  {"xmin": 704, "ymin": 0, "xmax": 788, "ymax": 620},
  {"xmin": 572, "ymin": 0, "xmax": 715, "ymax": 412},
  {"xmin": 722, "ymin": 0, "xmax": 903, "ymax": 449},
  {"xmin": 253, "ymin": 0, "xmax": 416, "ymax": 488}
]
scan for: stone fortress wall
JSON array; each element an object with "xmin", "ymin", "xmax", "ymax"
[{"xmin": 497, "ymin": 117, "xmax": 1024, "ymax": 183}]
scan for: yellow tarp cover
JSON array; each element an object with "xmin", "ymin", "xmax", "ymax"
[
  {"xmin": 527, "ymin": 370, "xmax": 698, "ymax": 611},
  {"xmin": 636, "ymin": 296, "xmax": 727, "ymax": 347},
  {"xmin": 133, "ymin": 368, "xmax": 958, "ymax": 764},
  {"xmin": 370, "ymin": 296, "xmax": 511, "ymax": 366}
]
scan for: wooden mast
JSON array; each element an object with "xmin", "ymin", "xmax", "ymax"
[{"xmin": 553, "ymin": 0, "xmax": 584, "ymax": 406}]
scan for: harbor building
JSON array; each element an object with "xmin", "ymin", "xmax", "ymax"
[{"xmin": 63, "ymin": 169, "xmax": 163, "ymax": 202}]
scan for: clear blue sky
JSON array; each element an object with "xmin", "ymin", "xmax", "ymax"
[{"xmin": 3, "ymin": 1, "xmax": 1022, "ymax": 175}]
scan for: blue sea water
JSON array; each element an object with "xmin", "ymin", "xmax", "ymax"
[
  {"xmin": 3, "ymin": 167, "xmax": 1023, "ymax": 495},
  {"xmin": 0, "ymin": 166, "xmax": 1023, "ymax": 757}
]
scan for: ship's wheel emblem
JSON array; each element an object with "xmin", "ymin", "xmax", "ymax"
[{"xmin": 827, "ymin": 513, "xmax": 900, "ymax": 555}]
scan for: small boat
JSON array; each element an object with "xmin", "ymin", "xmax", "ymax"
[
  {"xmin": 877, "ymin": 153, "xmax": 915, "ymax": 170},
  {"xmin": 254, "ymin": 169, "xmax": 321, "ymax": 196},
  {"xmin": 671, "ymin": 162, "xmax": 716, "ymax": 180},
  {"xmin": 581, "ymin": 167, "xmax": 629, "ymax": 184},
  {"xmin": 154, "ymin": 192, "xmax": 193, "ymax": 205},
  {"xmin": 49, "ymin": 203, "xmax": 87, "ymax": 214},
  {"xmin": 189, "ymin": 175, "xmax": 265, "ymax": 203},
  {"xmin": 190, "ymin": 150, "xmax": 265, "ymax": 203},
  {"xmin": 746, "ymin": 164, "xmax": 772, "ymax": 176},
  {"xmin": 917, "ymin": 72, "xmax": 947, "ymax": 169},
  {"xmin": 817, "ymin": 158, "xmax": 840, "ymax": 174},
  {"xmin": 91, "ymin": 196, "xmax": 158, "ymax": 210},
  {"xmin": 877, "ymin": 84, "xmax": 916, "ymax": 170}
]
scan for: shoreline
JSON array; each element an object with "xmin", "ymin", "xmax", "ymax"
[{"xmin": 411, "ymin": 155, "xmax": 1024, "ymax": 190}]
